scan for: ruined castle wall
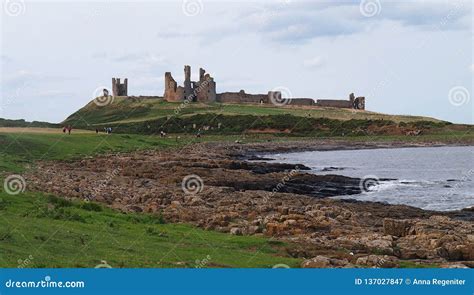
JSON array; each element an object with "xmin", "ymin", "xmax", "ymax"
[
  {"xmin": 164, "ymin": 72, "xmax": 184, "ymax": 102},
  {"xmin": 316, "ymin": 99, "xmax": 353, "ymax": 108},
  {"xmin": 176, "ymin": 87, "xmax": 185, "ymax": 101},
  {"xmin": 112, "ymin": 78, "xmax": 118, "ymax": 96},
  {"xmin": 160, "ymin": 66, "xmax": 366, "ymax": 108},
  {"xmin": 123, "ymin": 78, "xmax": 128, "ymax": 95},
  {"xmin": 208, "ymin": 80, "xmax": 217, "ymax": 102},
  {"xmin": 354, "ymin": 97, "xmax": 365, "ymax": 110},
  {"xmin": 112, "ymin": 78, "xmax": 128, "ymax": 96},
  {"xmin": 196, "ymin": 73, "xmax": 216, "ymax": 102},
  {"xmin": 289, "ymin": 98, "xmax": 315, "ymax": 106},
  {"xmin": 183, "ymin": 65, "xmax": 193, "ymax": 98},
  {"xmin": 217, "ymin": 91, "xmax": 269, "ymax": 104}
]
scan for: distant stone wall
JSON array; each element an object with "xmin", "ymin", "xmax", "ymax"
[
  {"xmin": 217, "ymin": 93, "xmax": 364, "ymax": 110},
  {"xmin": 289, "ymin": 98, "xmax": 315, "ymax": 106},
  {"xmin": 217, "ymin": 90, "xmax": 269, "ymax": 104},
  {"xmin": 315, "ymin": 99, "xmax": 353, "ymax": 108}
]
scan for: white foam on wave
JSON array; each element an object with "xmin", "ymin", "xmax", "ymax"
[{"xmin": 367, "ymin": 180, "xmax": 420, "ymax": 192}]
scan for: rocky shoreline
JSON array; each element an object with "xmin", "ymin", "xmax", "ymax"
[{"xmin": 26, "ymin": 140, "xmax": 474, "ymax": 268}]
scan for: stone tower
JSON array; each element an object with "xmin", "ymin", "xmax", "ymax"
[
  {"xmin": 183, "ymin": 65, "xmax": 193, "ymax": 99},
  {"xmin": 112, "ymin": 78, "xmax": 128, "ymax": 96},
  {"xmin": 354, "ymin": 97, "xmax": 366, "ymax": 110},
  {"xmin": 163, "ymin": 66, "xmax": 216, "ymax": 102},
  {"xmin": 195, "ymin": 67, "xmax": 216, "ymax": 102},
  {"xmin": 164, "ymin": 72, "xmax": 184, "ymax": 102},
  {"xmin": 349, "ymin": 93, "xmax": 355, "ymax": 105}
]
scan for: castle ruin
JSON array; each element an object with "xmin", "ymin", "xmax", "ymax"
[
  {"xmin": 164, "ymin": 65, "xmax": 216, "ymax": 102},
  {"xmin": 113, "ymin": 65, "xmax": 366, "ymax": 110},
  {"xmin": 112, "ymin": 78, "xmax": 128, "ymax": 96}
]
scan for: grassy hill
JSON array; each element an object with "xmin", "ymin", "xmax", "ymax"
[
  {"xmin": 64, "ymin": 97, "xmax": 445, "ymax": 127},
  {"xmin": 57, "ymin": 97, "xmax": 474, "ymax": 140},
  {"xmin": 0, "ymin": 118, "xmax": 59, "ymax": 128}
]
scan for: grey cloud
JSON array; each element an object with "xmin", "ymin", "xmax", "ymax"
[
  {"xmin": 230, "ymin": 1, "xmax": 471, "ymax": 44},
  {"xmin": 117, "ymin": 53, "xmax": 168, "ymax": 69},
  {"xmin": 379, "ymin": 1, "xmax": 471, "ymax": 31},
  {"xmin": 3, "ymin": 70, "xmax": 79, "ymax": 90}
]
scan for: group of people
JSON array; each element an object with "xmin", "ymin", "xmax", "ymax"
[
  {"xmin": 63, "ymin": 126, "xmax": 205, "ymax": 138},
  {"xmin": 63, "ymin": 126, "xmax": 113, "ymax": 135},
  {"xmin": 96, "ymin": 127, "xmax": 113, "ymax": 134}
]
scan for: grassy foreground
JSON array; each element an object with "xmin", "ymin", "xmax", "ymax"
[
  {"xmin": 0, "ymin": 192, "xmax": 299, "ymax": 268},
  {"xmin": 0, "ymin": 129, "xmax": 304, "ymax": 268},
  {"xmin": 0, "ymin": 127, "xmax": 472, "ymax": 268}
]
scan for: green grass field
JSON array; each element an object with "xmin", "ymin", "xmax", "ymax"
[
  {"xmin": 0, "ymin": 192, "xmax": 299, "ymax": 268},
  {"xmin": 0, "ymin": 131, "xmax": 178, "ymax": 173}
]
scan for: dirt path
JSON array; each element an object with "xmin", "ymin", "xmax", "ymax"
[{"xmin": 0, "ymin": 127, "xmax": 93, "ymax": 134}]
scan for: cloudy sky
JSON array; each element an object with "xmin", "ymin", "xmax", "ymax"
[{"xmin": 1, "ymin": 0, "xmax": 472, "ymax": 123}]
